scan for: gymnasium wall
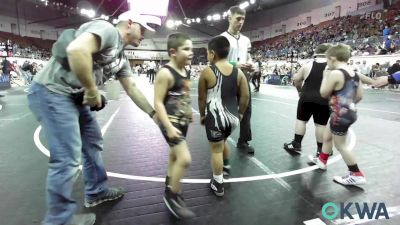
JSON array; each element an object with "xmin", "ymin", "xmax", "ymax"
[{"xmin": 0, "ymin": 15, "xmax": 60, "ymax": 40}]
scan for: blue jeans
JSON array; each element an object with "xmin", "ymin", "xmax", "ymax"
[{"xmin": 27, "ymin": 83, "xmax": 108, "ymax": 225}]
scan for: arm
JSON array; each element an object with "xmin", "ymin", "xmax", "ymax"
[
  {"xmin": 237, "ymin": 53, "xmax": 254, "ymax": 72},
  {"xmin": 154, "ymin": 68, "xmax": 176, "ymax": 134},
  {"xmin": 198, "ymin": 67, "xmax": 210, "ymax": 120},
  {"xmin": 66, "ymin": 32, "xmax": 102, "ymax": 107},
  {"xmin": 320, "ymin": 70, "xmax": 340, "ymax": 99},
  {"xmin": 355, "ymin": 80, "xmax": 363, "ymax": 103},
  {"xmin": 118, "ymin": 76, "xmax": 155, "ymax": 116},
  {"xmin": 374, "ymin": 76, "xmax": 389, "ymax": 87},
  {"xmin": 374, "ymin": 71, "xmax": 400, "ymax": 87},
  {"xmin": 247, "ymin": 53, "xmax": 253, "ymax": 65},
  {"xmin": 238, "ymin": 69, "xmax": 250, "ymax": 118},
  {"xmin": 293, "ymin": 65, "xmax": 306, "ymax": 93},
  {"xmin": 66, "ymin": 33, "xmax": 99, "ymax": 92},
  {"xmin": 358, "ymin": 73, "xmax": 375, "ymax": 85}
]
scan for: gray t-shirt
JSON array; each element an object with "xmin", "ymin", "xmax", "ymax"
[{"xmin": 34, "ymin": 20, "xmax": 131, "ymax": 95}]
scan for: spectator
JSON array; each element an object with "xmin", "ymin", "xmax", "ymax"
[
  {"xmin": 392, "ymin": 34, "xmax": 400, "ymax": 50},
  {"xmin": 21, "ymin": 60, "xmax": 33, "ymax": 84},
  {"xmin": 1, "ymin": 57, "xmax": 11, "ymax": 75},
  {"xmin": 387, "ymin": 60, "xmax": 400, "ymax": 75},
  {"xmin": 385, "ymin": 37, "xmax": 394, "ymax": 53},
  {"xmin": 383, "ymin": 25, "xmax": 391, "ymax": 38},
  {"xmin": 372, "ymin": 63, "xmax": 381, "ymax": 78},
  {"xmin": 359, "ymin": 60, "xmax": 371, "ymax": 77},
  {"xmin": 30, "ymin": 62, "xmax": 38, "ymax": 76},
  {"xmin": 22, "ymin": 60, "xmax": 31, "ymax": 71},
  {"xmin": 349, "ymin": 60, "xmax": 358, "ymax": 72},
  {"xmin": 387, "ymin": 60, "xmax": 400, "ymax": 88}
]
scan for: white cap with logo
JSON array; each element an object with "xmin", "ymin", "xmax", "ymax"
[{"xmin": 118, "ymin": 10, "xmax": 161, "ymax": 32}]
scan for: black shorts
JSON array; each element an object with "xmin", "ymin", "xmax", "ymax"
[
  {"xmin": 329, "ymin": 109, "xmax": 357, "ymax": 136},
  {"xmin": 205, "ymin": 113, "xmax": 239, "ymax": 142},
  {"xmin": 297, "ymin": 99, "xmax": 330, "ymax": 125},
  {"xmin": 253, "ymin": 72, "xmax": 261, "ymax": 78},
  {"xmin": 159, "ymin": 116, "xmax": 189, "ymax": 147}
]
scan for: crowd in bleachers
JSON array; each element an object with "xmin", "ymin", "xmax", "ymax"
[
  {"xmin": 192, "ymin": 48, "xmax": 207, "ymax": 65},
  {"xmin": 1, "ymin": 57, "xmax": 44, "ymax": 87},
  {"xmin": 0, "ymin": 31, "xmax": 52, "ymax": 60},
  {"xmin": 251, "ymin": 3, "xmax": 400, "ymax": 60},
  {"xmin": 1, "ymin": 2, "xmax": 400, "ymax": 87},
  {"xmin": 12, "ymin": 44, "xmax": 51, "ymax": 60}
]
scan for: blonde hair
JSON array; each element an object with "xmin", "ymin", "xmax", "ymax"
[
  {"xmin": 326, "ymin": 44, "xmax": 351, "ymax": 62},
  {"xmin": 315, "ymin": 44, "xmax": 332, "ymax": 54}
]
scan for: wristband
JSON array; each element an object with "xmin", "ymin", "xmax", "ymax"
[
  {"xmin": 229, "ymin": 61, "xmax": 237, "ymax": 67},
  {"xmin": 149, "ymin": 110, "xmax": 156, "ymax": 118}
]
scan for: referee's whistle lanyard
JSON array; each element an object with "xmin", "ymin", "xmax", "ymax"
[
  {"xmin": 237, "ymin": 39, "xmax": 240, "ymax": 62},
  {"xmin": 227, "ymin": 31, "xmax": 241, "ymax": 62}
]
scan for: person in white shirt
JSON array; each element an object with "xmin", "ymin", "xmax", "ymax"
[
  {"xmin": 148, "ymin": 60, "xmax": 156, "ymax": 84},
  {"xmin": 221, "ymin": 6, "xmax": 254, "ymax": 154},
  {"xmin": 135, "ymin": 65, "xmax": 141, "ymax": 75},
  {"xmin": 358, "ymin": 60, "xmax": 371, "ymax": 77}
]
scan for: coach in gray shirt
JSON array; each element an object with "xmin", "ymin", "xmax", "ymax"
[{"xmin": 28, "ymin": 11, "xmax": 160, "ymax": 225}]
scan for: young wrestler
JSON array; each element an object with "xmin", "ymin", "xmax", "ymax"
[
  {"xmin": 154, "ymin": 33, "xmax": 195, "ymax": 218},
  {"xmin": 311, "ymin": 44, "xmax": 366, "ymax": 186},
  {"xmin": 283, "ymin": 44, "xmax": 331, "ymax": 156},
  {"xmin": 198, "ymin": 36, "xmax": 249, "ymax": 196}
]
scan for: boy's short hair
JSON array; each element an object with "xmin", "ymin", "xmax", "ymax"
[
  {"xmin": 208, "ymin": 36, "xmax": 230, "ymax": 59},
  {"xmin": 315, "ymin": 44, "xmax": 332, "ymax": 54},
  {"xmin": 167, "ymin": 33, "xmax": 191, "ymax": 56},
  {"xmin": 326, "ymin": 44, "xmax": 351, "ymax": 62},
  {"xmin": 229, "ymin": 6, "xmax": 246, "ymax": 16}
]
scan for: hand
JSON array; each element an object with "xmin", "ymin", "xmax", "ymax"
[
  {"xmin": 240, "ymin": 63, "xmax": 253, "ymax": 72},
  {"xmin": 83, "ymin": 88, "xmax": 102, "ymax": 108},
  {"xmin": 200, "ymin": 116, "xmax": 206, "ymax": 125},
  {"xmin": 374, "ymin": 76, "xmax": 389, "ymax": 88},
  {"xmin": 166, "ymin": 126, "xmax": 182, "ymax": 140},
  {"xmin": 239, "ymin": 114, "xmax": 243, "ymax": 121}
]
